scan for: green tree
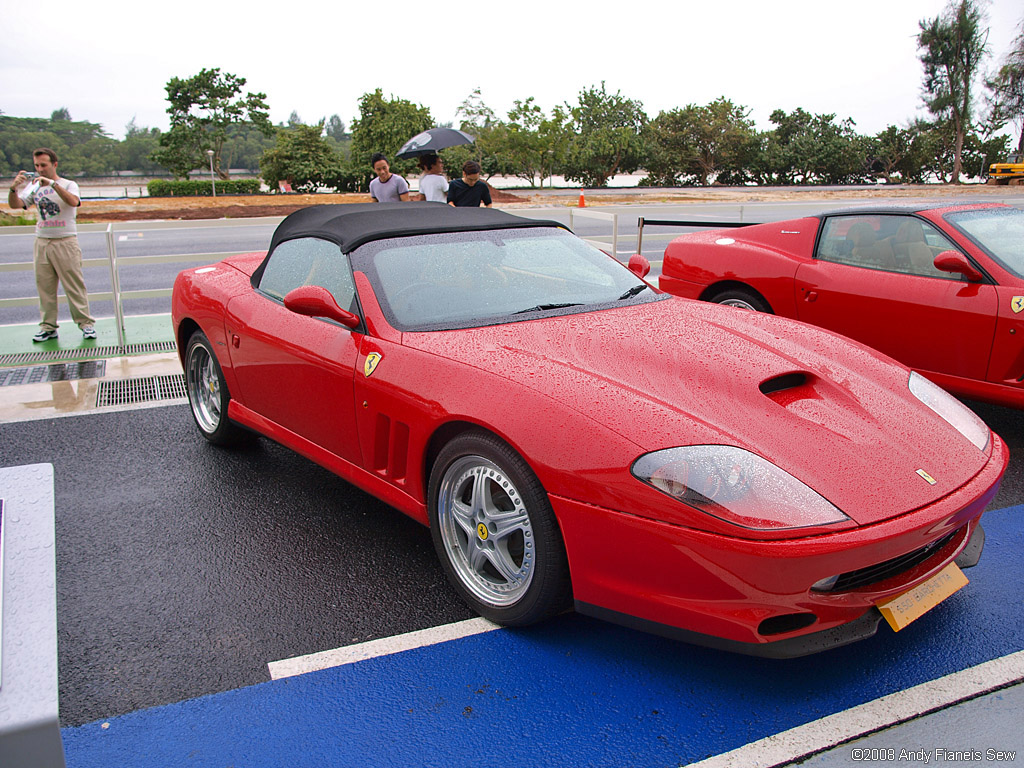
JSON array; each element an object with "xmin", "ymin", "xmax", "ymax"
[
  {"xmin": 348, "ymin": 89, "xmax": 432, "ymax": 190},
  {"xmin": 0, "ymin": 114, "xmax": 114, "ymax": 175},
  {"xmin": 260, "ymin": 122, "xmax": 343, "ymax": 192},
  {"xmin": 325, "ymin": 114, "xmax": 347, "ymax": 141},
  {"xmin": 917, "ymin": 0, "xmax": 989, "ymax": 182},
  {"xmin": 643, "ymin": 97, "xmax": 757, "ymax": 186},
  {"xmin": 442, "ymin": 88, "xmax": 514, "ymax": 180},
  {"xmin": 562, "ymin": 82, "xmax": 647, "ymax": 187},
  {"xmin": 152, "ymin": 68, "xmax": 274, "ymax": 179},
  {"xmin": 753, "ymin": 108, "xmax": 867, "ymax": 184},
  {"xmin": 501, "ymin": 97, "xmax": 568, "ymax": 187},
  {"xmin": 986, "ymin": 21, "xmax": 1024, "ymax": 154},
  {"xmin": 870, "ymin": 125, "xmax": 919, "ymax": 182}
]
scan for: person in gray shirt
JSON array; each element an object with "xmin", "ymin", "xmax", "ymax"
[{"xmin": 369, "ymin": 153, "xmax": 410, "ymax": 202}]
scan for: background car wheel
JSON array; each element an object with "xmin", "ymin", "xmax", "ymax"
[
  {"xmin": 710, "ymin": 287, "xmax": 773, "ymax": 313},
  {"xmin": 428, "ymin": 431, "xmax": 571, "ymax": 626},
  {"xmin": 184, "ymin": 331, "xmax": 250, "ymax": 446}
]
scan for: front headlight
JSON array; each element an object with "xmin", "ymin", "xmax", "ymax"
[
  {"xmin": 908, "ymin": 372, "xmax": 990, "ymax": 451},
  {"xmin": 631, "ymin": 445, "xmax": 850, "ymax": 531}
]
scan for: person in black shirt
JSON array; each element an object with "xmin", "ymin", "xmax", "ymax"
[{"xmin": 447, "ymin": 160, "xmax": 492, "ymax": 207}]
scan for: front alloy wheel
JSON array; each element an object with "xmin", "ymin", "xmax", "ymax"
[{"xmin": 429, "ymin": 432, "xmax": 570, "ymax": 625}]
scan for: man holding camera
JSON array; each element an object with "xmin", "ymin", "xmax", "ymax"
[{"xmin": 8, "ymin": 147, "xmax": 96, "ymax": 341}]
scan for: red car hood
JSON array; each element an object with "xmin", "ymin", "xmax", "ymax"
[{"xmin": 404, "ymin": 297, "xmax": 990, "ymax": 526}]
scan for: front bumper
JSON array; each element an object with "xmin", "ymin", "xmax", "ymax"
[
  {"xmin": 553, "ymin": 434, "xmax": 1007, "ymax": 656},
  {"xmin": 576, "ymin": 523, "xmax": 985, "ymax": 658}
]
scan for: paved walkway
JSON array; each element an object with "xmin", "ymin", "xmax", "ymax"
[{"xmin": 0, "ymin": 315, "xmax": 181, "ymax": 422}]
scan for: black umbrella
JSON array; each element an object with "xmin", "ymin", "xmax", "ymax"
[{"xmin": 396, "ymin": 128, "xmax": 475, "ymax": 158}]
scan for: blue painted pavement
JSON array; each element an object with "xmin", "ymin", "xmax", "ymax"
[{"xmin": 62, "ymin": 505, "xmax": 1024, "ymax": 768}]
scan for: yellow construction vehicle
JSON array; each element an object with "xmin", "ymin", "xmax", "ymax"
[{"xmin": 987, "ymin": 153, "xmax": 1024, "ymax": 185}]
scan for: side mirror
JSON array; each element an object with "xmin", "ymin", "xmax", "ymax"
[
  {"xmin": 934, "ymin": 251, "xmax": 983, "ymax": 283},
  {"xmin": 628, "ymin": 253, "xmax": 651, "ymax": 279},
  {"xmin": 283, "ymin": 285, "xmax": 360, "ymax": 328}
]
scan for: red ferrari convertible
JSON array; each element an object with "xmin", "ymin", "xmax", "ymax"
[
  {"xmin": 172, "ymin": 203, "xmax": 1007, "ymax": 657},
  {"xmin": 660, "ymin": 202, "xmax": 1024, "ymax": 409}
]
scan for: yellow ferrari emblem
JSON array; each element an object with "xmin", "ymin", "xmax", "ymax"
[
  {"xmin": 477, "ymin": 523, "xmax": 489, "ymax": 541},
  {"xmin": 363, "ymin": 353, "xmax": 382, "ymax": 377},
  {"xmin": 916, "ymin": 469, "xmax": 937, "ymax": 485},
  {"xmin": 1012, "ymin": 297, "xmax": 1024, "ymax": 314}
]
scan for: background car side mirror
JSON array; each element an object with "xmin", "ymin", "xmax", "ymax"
[
  {"xmin": 283, "ymin": 285, "xmax": 360, "ymax": 328},
  {"xmin": 628, "ymin": 253, "xmax": 651, "ymax": 279},
  {"xmin": 933, "ymin": 251, "xmax": 983, "ymax": 283}
]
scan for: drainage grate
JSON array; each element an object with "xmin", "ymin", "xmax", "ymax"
[
  {"xmin": 0, "ymin": 360, "xmax": 107, "ymax": 387},
  {"xmin": 0, "ymin": 341, "xmax": 178, "ymax": 368},
  {"xmin": 95, "ymin": 373, "xmax": 187, "ymax": 408}
]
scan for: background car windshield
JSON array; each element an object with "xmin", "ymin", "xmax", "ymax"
[
  {"xmin": 946, "ymin": 208, "xmax": 1024, "ymax": 278},
  {"xmin": 353, "ymin": 227, "xmax": 655, "ymax": 329}
]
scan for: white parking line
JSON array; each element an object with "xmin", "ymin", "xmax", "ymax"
[
  {"xmin": 267, "ymin": 617, "xmax": 501, "ymax": 680},
  {"xmin": 689, "ymin": 650, "xmax": 1024, "ymax": 768}
]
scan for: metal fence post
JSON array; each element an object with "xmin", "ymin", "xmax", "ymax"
[{"xmin": 104, "ymin": 224, "xmax": 126, "ymax": 347}]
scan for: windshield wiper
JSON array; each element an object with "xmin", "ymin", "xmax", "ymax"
[
  {"xmin": 618, "ymin": 284, "xmax": 649, "ymax": 300},
  {"xmin": 513, "ymin": 302, "xmax": 583, "ymax": 315}
]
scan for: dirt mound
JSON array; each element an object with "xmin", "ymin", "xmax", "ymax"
[{"xmin": 71, "ymin": 186, "xmax": 529, "ymax": 222}]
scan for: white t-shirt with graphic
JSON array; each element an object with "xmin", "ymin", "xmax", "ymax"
[{"xmin": 22, "ymin": 178, "xmax": 80, "ymax": 238}]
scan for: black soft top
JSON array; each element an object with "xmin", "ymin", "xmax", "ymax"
[{"xmin": 268, "ymin": 202, "xmax": 566, "ymax": 254}]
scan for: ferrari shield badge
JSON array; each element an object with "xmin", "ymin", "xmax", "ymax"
[
  {"xmin": 1012, "ymin": 296, "xmax": 1024, "ymax": 314},
  {"xmin": 364, "ymin": 353, "xmax": 382, "ymax": 377}
]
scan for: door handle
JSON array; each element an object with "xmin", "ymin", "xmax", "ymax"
[{"xmin": 804, "ymin": 291, "xmax": 818, "ymax": 303}]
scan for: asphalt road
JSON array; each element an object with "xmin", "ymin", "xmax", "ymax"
[{"xmin": 1, "ymin": 393, "xmax": 1022, "ymax": 729}]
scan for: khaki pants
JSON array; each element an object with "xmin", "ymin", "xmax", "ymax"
[{"xmin": 34, "ymin": 236, "xmax": 95, "ymax": 331}]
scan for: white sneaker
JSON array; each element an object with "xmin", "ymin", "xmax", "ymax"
[{"xmin": 82, "ymin": 325, "xmax": 97, "ymax": 339}]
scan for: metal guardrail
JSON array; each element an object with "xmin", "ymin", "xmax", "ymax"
[
  {"xmin": 0, "ymin": 217, "xmax": 284, "ymax": 346},
  {"xmin": 569, "ymin": 208, "xmax": 619, "ymax": 257}
]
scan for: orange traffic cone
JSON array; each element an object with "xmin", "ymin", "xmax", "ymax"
[{"xmin": 578, "ymin": 188, "xmax": 586, "ymax": 208}]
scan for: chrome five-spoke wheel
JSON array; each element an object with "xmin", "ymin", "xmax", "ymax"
[
  {"xmin": 436, "ymin": 455, "xmax": 535, "ymax": 607},
  {"xmin": 429, "ymin": 431, "xmax": 571, "ymax": 625}
]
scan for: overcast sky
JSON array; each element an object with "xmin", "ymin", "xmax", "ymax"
[{"xmin": 2, "ymin": 0, "xmax": 1022, "ymax": 141}]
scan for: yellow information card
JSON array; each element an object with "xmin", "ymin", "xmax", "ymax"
[{"xmin": 876, "ymin": 562, "xmax": 969, "ymax": 632}]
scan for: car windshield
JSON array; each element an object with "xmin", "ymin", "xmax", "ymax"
[
  {"xmin": 945, "ymin": 207, "xmax": 1024, "ymax": 278},
  {"xmin": 350, "ymin": 226, "xmax": 661, "ymax": 330}
]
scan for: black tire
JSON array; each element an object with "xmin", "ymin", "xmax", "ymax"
[
  {"xmin": 184, "ymin": 330, "xmax": 251, "ymax": 446},
  {"xmin": 709, "ymin": 287, "xmax": 773, "ymax": 313},
  {"xmin": 428, "ymin": 431, "xmax": 571, "ymax": 626}
]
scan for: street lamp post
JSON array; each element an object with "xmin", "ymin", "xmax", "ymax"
[{"xmin": 206, "ymin": 149, "xmax": 216, "ymax": 198}]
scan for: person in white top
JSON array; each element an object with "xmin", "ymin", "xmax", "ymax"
[
  {"xmin": 417, "ymin": 154, "xmax": 449, "ymax": 203},
  {"xmin": 8, "ymin": 148, "xmax": 96, "ymax": 342}
]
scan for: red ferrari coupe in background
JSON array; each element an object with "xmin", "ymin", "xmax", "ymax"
[
  {"xmin": 172, "ymin": 203, "xmax": 1007, "ymax": 657},
  {"xmin": 660, "ymin": 202, "xmax": 1024, "ymax": 409}
]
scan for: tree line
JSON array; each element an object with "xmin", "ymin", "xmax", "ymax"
[{"xmin": 2, "ymin": 0, "xmax": 1021, "ymax": 190}]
